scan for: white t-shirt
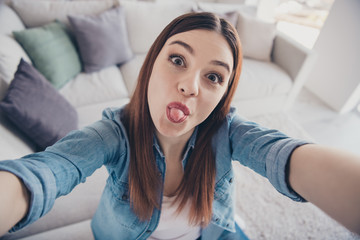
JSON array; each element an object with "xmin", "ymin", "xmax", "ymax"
[{"xmin": 148, "ymin": 196, "xmax": 201, "ymax": 240}]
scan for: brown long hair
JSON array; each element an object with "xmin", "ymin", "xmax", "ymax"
[{"xmin": 123, "ymin": 12, "xmax": 242, "ymax": 226}]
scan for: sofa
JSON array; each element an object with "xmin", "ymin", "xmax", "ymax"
[{"xmin": 0, "ymin": 0, "xmax": 315, "ymax": 239}]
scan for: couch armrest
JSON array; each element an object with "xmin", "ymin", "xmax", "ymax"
[{"xmin": 271, "ymin": 31, "xmax": 317, "ymax": 109}]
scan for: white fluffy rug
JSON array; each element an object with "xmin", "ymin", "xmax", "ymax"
[{"xmin": 234, "ymin": 112, "xmax": 360, "ymax": 240}]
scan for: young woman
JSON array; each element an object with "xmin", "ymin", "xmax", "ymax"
[{"xmin": 0, "ymin": 12, "xmax": 359, "ymax": 239}]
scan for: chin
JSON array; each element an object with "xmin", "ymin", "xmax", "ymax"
[
  {"xmin": 157, "ymin": 126, "xmax": 186, "ymax": 138},
  {"xmin": 155, "ymin": 121, "xmax": 194, "ymax": 139}
]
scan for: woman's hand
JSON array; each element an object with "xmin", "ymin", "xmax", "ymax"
[
  {"xmin": 0, "ymin": 171, "xmax": 30, "ymax": 236},
  {"xmin": 289, "ymin": 144, "xmax": 360, "ymax": 234}
]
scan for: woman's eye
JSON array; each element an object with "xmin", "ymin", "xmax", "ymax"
[
  {"xmin": 169, "ymin": 55, "xmax": 185, "ymax": 67},
  {"xmin": 207, "ymin": 73, "xmax": 223, "ymax": 84}
]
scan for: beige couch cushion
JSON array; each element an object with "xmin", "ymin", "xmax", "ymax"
[
  {"xmin": 2, "ymin": 167, "xmax": 107, "ymax": 240},
  {"xmin": 119, "ymin": 53, "xmax": 146, "ymax": 97},
  {"xmin": 76, "ymin": 98, "xmax": 129, "ymax": 128},
  {"xmin": 59, "ymin": 66, "xmax": 129, "ymax": 108},
  {"xmin": 234, "ymin": 58, "xmax": 292, "ymax": 101},
  {"xmin": 0, "ymin": 35, "xmax": 31, "ymax": 84},
  {"xmin": 19, "ymin": 220, "xmax": 94, "ymax": 240}
]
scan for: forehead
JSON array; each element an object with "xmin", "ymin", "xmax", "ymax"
[{"xmin": 163, "ymin": 30, "xmax": 234, "ymax": 69}]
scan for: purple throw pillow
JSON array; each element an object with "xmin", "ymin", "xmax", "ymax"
[
  {"xmin": 68, "ymin": 6, "xmax": 133, "ymax": 73},
  {"xmin": 0, "ymin": 59, "xmax": 78, "ymax": 150}
]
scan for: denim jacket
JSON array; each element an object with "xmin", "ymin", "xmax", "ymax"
[{"xmin": 0, "ymin": 107, "xmax": 308, "ymax": 239}]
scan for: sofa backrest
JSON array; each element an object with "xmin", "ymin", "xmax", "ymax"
[
  {"xmin": 120, "ymin": 1, "xmax": 196, "ymax": 54},
  {"xmin": 120, "ymin": 0, "xmax": 258, "ymax": 55},
  {"xmin": 10, "ymin": 0, "xmax": 115, "ymax": 28},
  {"xmin": 0, "ymin": 3, "xmax": 25, "ymax": 36}
]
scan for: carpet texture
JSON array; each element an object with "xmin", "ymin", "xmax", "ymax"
[{"xmin": 235, "ymin": 112, "xmax": 360, "ymax": 240}]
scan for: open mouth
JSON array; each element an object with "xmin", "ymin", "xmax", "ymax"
[{"xmin": 166, "ymin": 102, "xmax": 190, "ymax": 124}]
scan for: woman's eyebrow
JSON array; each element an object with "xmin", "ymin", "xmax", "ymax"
[
  {"xmin": 211, "ymin": 60, "xmax": 230, "ymax": 73},
  {"xmin": 169, "ymin": 40, "xmax": 194, "ymax": 54}
]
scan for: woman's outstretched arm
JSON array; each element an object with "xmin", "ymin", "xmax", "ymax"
[
  {"xmin": 0, "ymin": 171, "xmax": 30, "ymax": 236},
  {"xmin": 289, "ymin": 144, "xmax": 360, "ymax": 234}
]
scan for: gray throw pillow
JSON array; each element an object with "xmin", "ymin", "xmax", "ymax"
[
  {"xmin": 0, "ymin": 59, "xmax": 78, "ymax": 151},
  {"xmin": 68, "ymin": 6, "xmax": 133, "ymax": 73}
]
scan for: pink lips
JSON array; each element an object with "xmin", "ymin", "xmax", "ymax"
[{"xmin": 166, "ymin": 102, "xmax": 190, "ymax": 123}]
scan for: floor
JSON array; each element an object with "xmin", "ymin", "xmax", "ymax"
[{"xmin": 286, "ymin": 87, "xmax": 360, "ymax": 155}]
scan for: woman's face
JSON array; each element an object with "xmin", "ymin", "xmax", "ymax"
[{"xmin": 147, "ymin": 29, "xmax": 234, "ymax": 140}]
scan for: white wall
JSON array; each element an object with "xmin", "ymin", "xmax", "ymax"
[{"xmin": 305, "ymin": 0, "xmax": 360, "ymax": 114}]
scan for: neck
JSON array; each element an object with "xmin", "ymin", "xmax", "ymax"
[{"xmin": 156, "ymin": 129, "xmax": 194, "ymax": 161}]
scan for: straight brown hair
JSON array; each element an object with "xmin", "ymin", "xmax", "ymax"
[{"xmin": 123, "ymin": 12, "xmax": 242, "ymax": 226}]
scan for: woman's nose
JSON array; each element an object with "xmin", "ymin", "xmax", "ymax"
[{"xmin": 178, "ymin": 73, "xmax": 199, "ymax": 97}]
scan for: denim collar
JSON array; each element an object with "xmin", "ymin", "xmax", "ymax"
[{"xmin": 153, "ymin": 127, "xmax": 198, "ymax": 166}]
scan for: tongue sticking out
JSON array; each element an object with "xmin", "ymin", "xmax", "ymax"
[{"xmin": 169, "ymin": 108, "xmax": 185, "ymax": 122}]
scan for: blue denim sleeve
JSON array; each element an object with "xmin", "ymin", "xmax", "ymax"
[
  {"xmin": 228, "ymin": 111, "xmax": 309, "ymax": 202},
  {"xmin": 0, "ymin": 108, "xmax": 127, "ymax": 232}
]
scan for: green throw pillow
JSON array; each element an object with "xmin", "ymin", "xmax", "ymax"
[{"xmin": 13, "ymin": 21, "xmax": 81, "ymax": 89}]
